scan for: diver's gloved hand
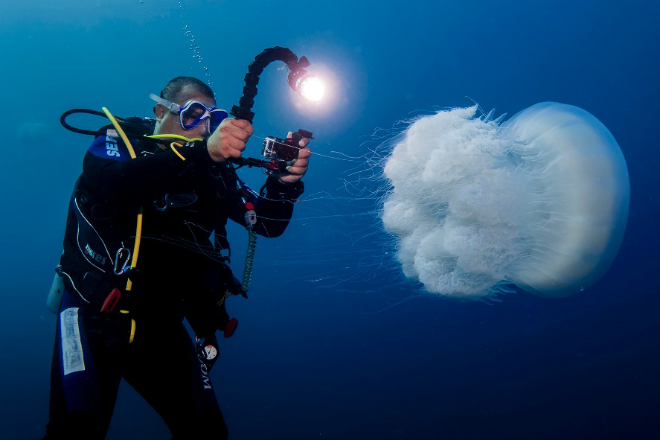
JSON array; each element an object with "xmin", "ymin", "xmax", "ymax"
[
  {"xmin": 196, "ymin": 333, "xmax": 219, "ymax": 371},
  {"xmin": 211, "ymin": 303, "xmax": 238, "ymax": 338},
  {"xmin": 226, "ymin": 274, "xmax": 248, "ymax": 299},
  {"xmin": 187, "ymin": 298, "xmax": 236, "ymax": 337},
  {"xmin": 213, "ymin": 302, "xmax": 231, "ymax": 331},
  {"xmin": 214, "ymin": 262, "xmax": 247, "ymax": 299}
]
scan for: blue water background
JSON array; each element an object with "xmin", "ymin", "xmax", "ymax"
[{"xmin": 1, "ymin": 0, "xmax": 658, "ymax": 439}]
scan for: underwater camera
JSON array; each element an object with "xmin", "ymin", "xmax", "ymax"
[{"xmin": 261, "ymin": 129, "xmax": 314, "ymax": 175}]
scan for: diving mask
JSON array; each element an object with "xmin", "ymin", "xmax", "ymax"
[{"xmin": 150, "ymin": 93, "xmax": 228, "ymax": 133}]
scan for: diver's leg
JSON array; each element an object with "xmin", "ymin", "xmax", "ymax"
[
  {"xmin": 42, "ymin": 292, "xmax": 121, "ymax": 440},
  {"xmin": 122, "ymin": 321, "xmax": 228, "ymax": 440}
]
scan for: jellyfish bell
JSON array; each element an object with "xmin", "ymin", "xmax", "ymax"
[
  {"xmin": 501, "ymin": 103, "xmax": 630, "ymax": 297},
  {"xmin": 381, "ymin": 102, "xmax": 630, "ymax": 299}
]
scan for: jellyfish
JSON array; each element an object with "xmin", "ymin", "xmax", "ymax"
[{"xmin": 381, "ymin": 102, "xmax": 630, "ymax": 298}]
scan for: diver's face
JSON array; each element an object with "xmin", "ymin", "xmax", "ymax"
[{"xmin": 153, "ymin": 86, "xmax": 217, "ymax": 139}]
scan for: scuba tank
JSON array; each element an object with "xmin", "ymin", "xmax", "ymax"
[{"xmin": 46, "ymin": 270, "xmax": 66, "ymax": 314}]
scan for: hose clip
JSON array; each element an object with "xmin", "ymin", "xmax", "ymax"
[{"xmin": 114, "ymin": 247, "xmax": 131, "ymax": 275}]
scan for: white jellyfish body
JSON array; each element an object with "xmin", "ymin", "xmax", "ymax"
[{"xmin": 381, "ymin": 102, "xmax": 630, "ymax": 298}]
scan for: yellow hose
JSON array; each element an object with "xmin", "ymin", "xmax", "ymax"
[
  {"xmin": 101, "ymin": 107, "xmax": 144, "ymax": 344},
  {"xmin": 102, "ymin": 107, "xmax": 137, "ymax": 159},
  {"xmin": 100, "ymin": 111, "xmax": 207, "ymax": 344},
  {"xmin": 125, "ymin": 207, "xmax": 143, "ymax": 291},
  {"xmin": 169, "ymin": 142, "xmax": 186, "ymax": 161},
  {"xmin": 146, "ymin": 133, "xmax": 203, "ymax": 143}
]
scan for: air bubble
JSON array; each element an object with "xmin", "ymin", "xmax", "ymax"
[{"xmin": 178, "ymin": 0, "xmax": 213, "ymax": 86}]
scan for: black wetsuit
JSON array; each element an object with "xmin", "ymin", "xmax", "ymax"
[{"xmin": 43, "ymin": 126, "xmax": 303, "ymax": 440}]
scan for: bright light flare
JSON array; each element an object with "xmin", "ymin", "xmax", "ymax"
[{"xmin": 298, "ymin": 75, "xmax": 326, "ymax": 102}]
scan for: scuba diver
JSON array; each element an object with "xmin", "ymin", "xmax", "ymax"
[{"xmin": 43, "ymin": 76, "xmax": 310, "ymax": 440}]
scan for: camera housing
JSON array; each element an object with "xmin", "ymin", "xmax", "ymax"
[{"xmin": 261, "ymin": 129, "xmax": 312, "ymax": 176}]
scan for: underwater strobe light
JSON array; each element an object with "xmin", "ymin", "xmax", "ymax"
[{"xmin": 286, "ymin": 59, "xmax": 325, "ymax": 102}]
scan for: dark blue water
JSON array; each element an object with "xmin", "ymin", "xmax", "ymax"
[{"xmin": 1, "ymin": 0, "xmax": 659, "ymax": 439}]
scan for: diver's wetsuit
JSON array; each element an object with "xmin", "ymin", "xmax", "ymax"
[{"xmin": 43, "ymin": 127, "xmax": 303, "ymax": 440}]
